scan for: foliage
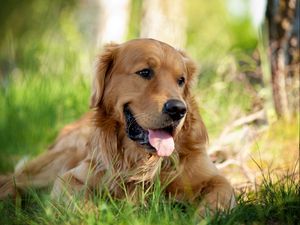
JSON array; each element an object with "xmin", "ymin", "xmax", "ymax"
[
  {"xmin": 186, "ymin": 0, "xmax": 257, "ymax": 61},
  {"xmin": 0, "ymin": 0, "xmax": 95, "ymax": 88},
  {"xmin": 0, "ymin": 0, "xmax": 92, "ymax": 171}
]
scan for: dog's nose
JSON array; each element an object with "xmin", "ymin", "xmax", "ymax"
[{"xmin": 163, "ymin": 99, "xmax": 187, "ymax": 121}]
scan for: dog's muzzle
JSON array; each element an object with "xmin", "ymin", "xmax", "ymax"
[
  {"xmin": 123, "ymin": 105, "xmax": 156, "ymax": 152},
  {"xmin": 123, "ymin": 105, "xmax": 179, "ymax": 156}
]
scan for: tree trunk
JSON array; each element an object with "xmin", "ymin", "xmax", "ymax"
[
  {"xmin": 97, "ymin": 0, "xmax": 131, "ymax": 47},
  {"xmin": 266, "ymin": 0, "xmax": 298, "ymax": 120},
  {"xmin": 140, "ymin": 0, "xmax": 186, "ymax": 49}
]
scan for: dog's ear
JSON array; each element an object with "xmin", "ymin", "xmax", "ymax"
[
  {"xmin": 90, "ymin": 43, "xmax": 119, "ymax": 108},
  {"xmin": 178, "ymin": 50, "xmax": 198, "ymax": 95}
]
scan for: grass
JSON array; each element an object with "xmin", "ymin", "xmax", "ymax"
[
  {"xmin": 0, "ymin": 169, "xmax": 299, "ymax": 225},
  {"xmin": 0, "ymin": 73, "xmax": 90, "ymax": 172},
  {"xmin": 249, "ymin": 118, "xmax": 299, "ymax": 170}
]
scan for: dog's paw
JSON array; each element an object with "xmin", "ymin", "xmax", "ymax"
[{"xmin": 197, "ymin": 205, "xmax": 214, "ymax": 218}]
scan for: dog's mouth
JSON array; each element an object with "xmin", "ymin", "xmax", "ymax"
[{"xmin": 124, "ymin": 105, "xmax": 177, "ymax": 157}]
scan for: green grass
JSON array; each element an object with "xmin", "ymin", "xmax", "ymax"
[
  {"xmin": 0, "ymin": 170, "xmax": 299, "ymax": 225},
  {"xmin": 0, "ymin": 73, "xmax": 90, "ymax": 172}
]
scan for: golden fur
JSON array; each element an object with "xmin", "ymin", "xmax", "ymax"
[{"xmin": 0, "ymin": 39, "xmax": 235, "ymax": 212}]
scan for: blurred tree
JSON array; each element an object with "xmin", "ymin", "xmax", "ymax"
[
  {"xmin": 0, "ymin": 0, "xmax": 77, "ymax": 79},
  {"xmin": 97, "ymin": 0, "xmax": 131, "ymax": 47},
  {"xmin": 266, "ymin": 0, "xmax": 299, "ymax": 120},
  {"xmin": 140, "ymin": 0, "xmax": 186, "ymax": 48}
]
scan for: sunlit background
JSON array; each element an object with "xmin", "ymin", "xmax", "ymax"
[{"xmin": 0, "ymin": 0, "xmax": 299, "ymax": 187}]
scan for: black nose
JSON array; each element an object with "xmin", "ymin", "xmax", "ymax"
[{"xmin": 163, "ymin": 99, "xmax": 187, "ymax": 121}]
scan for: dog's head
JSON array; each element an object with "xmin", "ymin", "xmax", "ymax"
[{"xmin": 91, "ymin": 39, "xmax": 198, "ymax": 157}]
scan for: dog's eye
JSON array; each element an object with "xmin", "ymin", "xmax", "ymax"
[
  {"xmin": 177, "ymin": 77, "xmax": 185, "ymax": 87},
  {"xmin": 136, "ymin": 68, "xmax": 153, "ymax": 79}
]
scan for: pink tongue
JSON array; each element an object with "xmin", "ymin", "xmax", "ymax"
[{"xmin": 148, "ymin": 129, "xmax": 175, "ymax": 157}]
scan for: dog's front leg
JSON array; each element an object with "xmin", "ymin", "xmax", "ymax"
[
  {"xmin": 198, "ymin": 174, "xmax": 236, "ymax": 215},
  {"xmin": 167, "ymin": 152, "xmax": 235, "ymax": 215}
]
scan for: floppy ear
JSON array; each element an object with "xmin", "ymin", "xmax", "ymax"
[
  {"xmin": 178, "ymin": 50, "xmax": 198, "ymax": 95},
  {"xmin": 90, "ymin": 43, "xmax": 119, "ymax": 108}
]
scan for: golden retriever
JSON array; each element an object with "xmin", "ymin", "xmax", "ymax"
[{"xmin": 0, "ymin": 38, "xmax": 235, "ymax": 213}]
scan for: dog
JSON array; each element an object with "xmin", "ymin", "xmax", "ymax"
[{"xmin": 0, "ymin": 38, "xmax": 235, "ymax": 213}]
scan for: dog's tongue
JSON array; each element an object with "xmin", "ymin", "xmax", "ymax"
[{"xmin": 148, "ymin": 129, "xmax": 175, "ymax": 157}]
